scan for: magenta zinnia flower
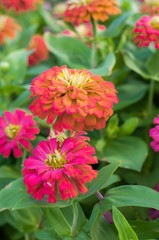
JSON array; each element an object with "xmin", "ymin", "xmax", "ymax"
[
  {"xmin": 23, "ymin": 132, "xmax": 98, "ymax": 203},
  {"xmin": 150, "ymin": 114, "xmax": 159, "ymax": 152},
  {"xmin": 133, "ymin": 15, "xmax": 159, "ymax": 48},
  {"xmin": 0, "ymin": 109, "xmax": 39, "ymax": 158}
]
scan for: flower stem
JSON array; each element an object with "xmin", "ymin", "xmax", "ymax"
[
  {"xmin": 71, "ymin": 201, "xmax": 78, "ymax": 239},
  {"xmin": 91, "ymin": 18, "xmax": 97, "ymax": 69},
  {"xmin": 144, "ymin": 80, "xmax": 155, "ymax": 172},
  {"xmin": 25, "ymin": 234, "xmax": 29, "ymax": 240},
  {"xmin": 147, "ymin": 80, "xmax": 155, "ymax": 117},
  {"xmin": 95, "ymin": 191, "xmax": 113, "ymax": 224}
]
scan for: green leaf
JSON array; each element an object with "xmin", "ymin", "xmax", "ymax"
[
  {"xmin": 11, "ymin": 89, "xmax": 31, "ymax": 108},
  {"xmin": 89, "ymin": 53, "xmax": 116, "ymax": 76},
  {"xmin": 5, "ymin": 208, "xmax": 41, "ymax": 233},
  {"xmin": 42, "ymin": 208, "xmax": 72, "ymax": 236},
  {"xmin": 146, "ymin": 51, "xmax": 159, "ymax": 81},
  {"xmin": 27, "ymin": 64, "xmax": 50, "ymax": 76},
  {"xmin": 0, "ymin": 178, "xmax": 73, "ymax": 211},
  {"xmin": 44, "ymin": 33, "xmax": 91, "ymax": 68},
  {"xmin": 77, "ymin": 161, "xmax": 121, "ymax": 200},
  {"xmin": 42, "ymin": 203, "xmax": 86, "ymax": 237},
  {"xmin": 0, "ymin": 166, "xmax": 21, "ymax": 179},
  {"xmin": 123, "ymin": 50, "xmax": 150, "ymax": 80},
  {"xmin": 101, "ymin": 136, "xmax": 148, "ymax": 171},
  {"xmin": 100, "ymin": 12, "xmax": 131, "ymax": 38},
  {"xmin": 113, "ymin": 206, "xmax": 138, "ymax": 240},
  {"xmin": 130, "ymin": 221, "xmax": 159, "ymax": 239},
  {"xmin": 100, "ymin": 185, "xmax": 159, "ymax": 212},
  {"xmin": 100, "ymin": 174, "xmax": 121, "ymax": 190},
  {"xmin": 113, "ymin": 80, "xmax": 148, "ymax": 111},
  {"xmin": 89, "ymin": 204, "xmax": 117, "ymax": 240},
  {"xmin": 3, "ymin": 49, "xmax": 32, "ymax": 84},
  {"xmin": 35, "ymin": 229, "xmax": 61, "ymax": 240},
  {"xmin": 39, "ymin": 7, "xmax": 64, "ymax": 33}
]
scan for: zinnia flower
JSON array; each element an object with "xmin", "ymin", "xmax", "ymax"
[
  {"xmin": 23, "ymin": 132, "xmax": 98, "ymax": 203},
  {"xmin": 0, "ymin": 109, "xmax": 39, "ymax": 158},
  {"xmin": 29, "ymin": 65, "xmax": 118, "ymax": 132},
  {"xmin": 138, "ymin": 0, "xmax": 159, "ymax": 15},
  {"xmin": 149, "ymin": 114, "xmax": 159, "ymax": 152},
  {"xmin": 1, "ymin": 0, "xmax": 43, "ymax": 12},
  {"xmin": 64, "ymin": 0, "xmax": 121, "ymax": 26},
  {"xmin": 133, "ymin": 15, "xmax": 159, "ymax": 48},
  {"xmin": 0, "ymin": 15, "xmax": 21, "ymax": 45},
  {"xmin": 27, "ymin": 35, "xmax": 48, "ymax": 66},
  {"xmin": 149, "ymin": 182, "xmax": 159, "ymax": 219}
]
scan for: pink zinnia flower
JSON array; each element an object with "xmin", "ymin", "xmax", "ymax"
[
  {"xmin": 23, "ymin": 132, "xmax": 98, "ymax": 203},
  {"xmin": 133, "ymin": 15, "xmax": 159, "ymax": 48},
  {"xmin": 149, "ymin": 182, "xmax": 159, "ymax": 219},
  {"xmin": 0, "ymin": 109, "xmax": 39, "ymax": 158},
  {"xmin": 29, "ymin": 65, "xmax": 118, "ymax": 132},
  {"xmin": 1, "ymin": 0, "xmax": 43, "ymax": 12},
  {"xmin": 137, "ymin": 0, "xmax": 159, "ymax": 15},
  {"xmin": 150, "ymin": 114, "xmax": 159, "ymax": 152}
]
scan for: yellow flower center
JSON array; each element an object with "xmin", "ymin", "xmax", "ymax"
[
  {"xmin": 5, "ymin": 124, "xmax": 21, "ymax": 140},
  {"xmin": 45, "ymin": 150, "xmax": 67, "ymax": 170},
  {"xmin": 67, "ymin": 0, "xmax": 92, "ymax": 7},
  {"xmin": 145, "ymin": 0, "xmax": 159, "ymax": 7},
  {"xmin": 150, "ymin": 16, "xmax": 159, "ymax": 29},
  {"xmin": 58, "ymin": 68, "xmax": 93, "ymax": 88},
  {"xmin": 0, "ymin": 15, "xmax": 7, "ymax": 30},
  {"xmin": 49, "ymin": 130, "xmax": 67, "ymax": 145}
]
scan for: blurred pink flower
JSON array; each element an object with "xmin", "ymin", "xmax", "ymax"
[
  {"xmin": 133, "ymin": 15, "xmax": 159, "ymax": 48},
  {"xmin": 1, "ymin": 0, "xmax": 43, "ymax": 12},
  {"xmin": 23, "ymin": 132, "xmax": 98, "ymax": 203},
  {"xmin": 137, "ymin": 0, "xmax": 159, "ymax": 14},
  {"xmin": 0, "ymin": 109, "xmax": 39, "ymax": 158},
  {"xmin": 150, "ymin": 114, "xmax": 159, "ymax": 152}
]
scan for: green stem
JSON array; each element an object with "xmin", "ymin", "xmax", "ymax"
[
  {"xmin": 25, "ymin": 234, "xmax": 30, "ymax": 240},
  {"xmin": 147, "ymin": 80, "xmax": 155, "ymax": 117},
  {"xmin": 91, "ymin": 18, "xmax": 97, "ymax": 69},
  {"xmin": 71, "ymin": 201, "xmax": 78, "ymax": 239},
  {"xmin": 144, "ymin": 80, "xmax": 155, "ymax": 173}
]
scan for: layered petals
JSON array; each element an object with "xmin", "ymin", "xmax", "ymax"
[
  {"xmin": 29, "ymin": 65, "xmax": 118, "ymax": 131},
  {"xmin": 0, "ymin": 109, "xmax": 39, "ymax": 158},
  {"xmin": 133, "ymin": 15, "xmax": 159, "ymax": 48},
  {"xmin": 64, "ymin": 0, "xmax": 121, "ymax": 26},
  {"xmin": 23, "ymin": 132, "xmax": 98, "ymax": 203}
]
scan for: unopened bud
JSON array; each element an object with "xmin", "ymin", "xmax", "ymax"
[{"xmin": 0, "ymin": 61, "xmax": 10, "ymax": 74}]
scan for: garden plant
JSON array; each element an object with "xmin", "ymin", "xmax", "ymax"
[{"xmin": 0, "ymin": 0, "xmax": 159, "ymax": 239}]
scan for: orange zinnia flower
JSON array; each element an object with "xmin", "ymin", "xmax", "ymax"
[
  {"xmin": 64, "ymin": 0, "xmax": 121, "ymax": 25},
  {"xmin": 29, "ymin": 65, "xmax": 118, "ymax": 132},
  {"xmin": 0, "ymin": 15, "xmax": 21, "ymax": 45},
  {"xmin": 27, "ymin": 35, "xmax": 49, "ymax": 66},
  {"xmin": 1, "ymin": 0, "xmax": 43, "ymax": 12}
]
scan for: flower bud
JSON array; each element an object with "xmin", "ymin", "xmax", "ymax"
[{"xmin": 0, "ymin": 61, "xmax": 10, "ymax": 74}]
